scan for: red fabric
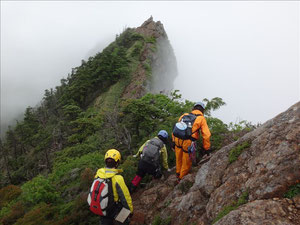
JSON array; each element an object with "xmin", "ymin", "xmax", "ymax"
[{"xmin": 131, "ymin": 175, "xmax": 142, "ymax": 187}]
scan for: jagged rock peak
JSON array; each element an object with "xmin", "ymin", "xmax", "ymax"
[{"xmin": 135, "ymin": 16, "xmax": 167, "ymax": 39}]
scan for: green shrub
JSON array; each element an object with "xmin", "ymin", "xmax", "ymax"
[
  {"xmin": 51, "ymin": 152, "xmax": 104, "ymax": 184},
  {"xmin": 119, "ymin": 156, "xmax": 138, "ymax": 185},
  {"xmin": 145, "ymin": 36, "xmax": 156, "ymax": 44},
  {"xmin": 54, "ymin": 143, "xmax": 98, "ymax": 164},
  {"xmin": 14, "ymin": 203, "xmax": 56, "ymax": 225},
  {"xmin": 284, "ymin": 183, "xmax": 300, "ymax": 199},
  {"xmin": 212, "ymin": 190, "xmax": 249, "ymax": 224},
  {"xmin": 207, "ymin": 117, "xmax": 229, "ymax": 149},
  {"xmin": 143, "ymin": 61, "xmax": 152, "ymax": 75},
  {"xmin": 130, "ymin": 41, "xmax": 144, "ymax": 58},
  {"xmin": 21, "ymin": 175, "xmax": 59, "ymax": 206},
  {"xmin": 57, "ymin": 201, "xmax": 74, "ymax": 219},
  {"xmin": 0, "ymin": 185, "xmax": 22, "ymax": 209},
  {"xmin": 55, "ymin": 194, "xmax": 98, "ymax": 225},
  {"xmin": 0, "ymin": 201, "xmax": 25, "ymax": 225},
  {"xmin": 80, "ymin": 168, "xmax": 94, "ymax": 190},
  {"xmin": 0, "ymin": 206, "xmax": 11, "ymax": 220},
  {"xmin": 228, "ymin": 141, "xmax": 251, "ymax": 164},
  {"xmin": 152, "ymin": 214, "xmax": 172, "ymax": 225},
  {"xmin": 228, "ymin": 120, "xmax": 256, "ymax": 133}
]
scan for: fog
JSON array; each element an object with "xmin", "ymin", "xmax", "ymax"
[{"xmin": 1, "ymin": 1, "xmax": 299, "ymax": 136}]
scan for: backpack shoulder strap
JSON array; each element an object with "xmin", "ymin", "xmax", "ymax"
[
  {"xmin": 192, "ymin": 113, "xmax": 202, "ymax": 117},
  {"xmin": 190, "ymin": 114, "xmax": 202, "ymax": 136}
]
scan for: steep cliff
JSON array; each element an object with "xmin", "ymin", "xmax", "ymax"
[
  {"xmin": 131, "ymin": 102, "xmax": 300, "ymax": 225},
  {"xmin": 122, "ymin": 16, "xmax": 177, "ymax": 98}
]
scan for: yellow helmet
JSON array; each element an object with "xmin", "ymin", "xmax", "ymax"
[{"xmin": 105, "ymin": 149, "xmax": 121, "ymax": 162}]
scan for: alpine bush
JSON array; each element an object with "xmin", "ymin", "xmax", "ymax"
[
  {"xmin": 0, "ymin": 201, "xmax": 25, "ymax": 225},
  {"xmin": 50, "ymin": 152, "xmax": 104, "ymax": 184},
  {"xmin": 21, "ymin": 175, "xmax": 59, "ymax": 206},
  {"xmin": 14, "ymin": 203, "xmax": 56, "ymax": 225},
  {"xmin": 284, "ymin": 183, "xmax": 300, "ymax": 199},
  {"xmin": 0, "ymin": 185, "xmax": 22, "ymax": 209},
  {"xmin": 152, "ymin": 214, "xmax": 172, "ymax": 225}
]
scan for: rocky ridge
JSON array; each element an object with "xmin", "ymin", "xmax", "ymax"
[
  {"xmin": 122, "ymin": 17, "xmax": 178, "ymax": 99},
  {"xmin": 131, "ymin": 102, "xmax": 300, "ymax": 225}
]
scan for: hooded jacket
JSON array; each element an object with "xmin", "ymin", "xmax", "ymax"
[{"xmin": 94, "ymin": 168, "xmax": 133, "ymax": 213}]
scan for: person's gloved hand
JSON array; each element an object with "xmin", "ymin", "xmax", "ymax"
[
  {"xmin": 200, "ymin": 147, "xmax": 212, "ymax": 156},
  {"xmin": 167, "ymin": 168, "xmax": 171, "ymax": 172},
  {"xmin": 133, "ymin": 155, "xmax": 137, "ymax": 158},
  {"xmin": 171, "ymin": 142, "xmax": 175, "ymax": 152},
  {"xmin": 204, "ymin": 148, "xmax": 212, "ymax": 156}
]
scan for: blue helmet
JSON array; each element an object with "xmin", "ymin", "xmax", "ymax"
[
  {"xmin": 194, "ymin": 101, "xmax": 205, "ymax": 109},
  {"xmin": 158, "ymin": 130, "xmax": 168, "ymax": 139}
]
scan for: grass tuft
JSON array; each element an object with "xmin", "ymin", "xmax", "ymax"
[{"xmin": 228, "ymin": 141, "xmax": 251, "ymax": 164}]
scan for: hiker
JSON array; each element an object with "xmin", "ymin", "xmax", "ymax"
[
  {"xmin": 172, "ymin": 101, "xmax": 211, "ymax": 181},
  {"xmin": 90, "ymin": 149, "xmax": 133, "ymax": 225},
  {"xmin": 130, "ymin": 130, "xmax": 171, "ymax": 193}
]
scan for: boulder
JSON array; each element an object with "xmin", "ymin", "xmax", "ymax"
[
  {"xmin": 214, "ymin": 199, "xmax": 300, "ymax": 225},
  {"xmin": 193, "ymin": 102, "xmax": 300, "ymax": 222}
]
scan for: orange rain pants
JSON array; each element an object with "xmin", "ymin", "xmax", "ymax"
[{"xmin": 174, "ymin": 139, "xmax": 193, "ymax": 179}]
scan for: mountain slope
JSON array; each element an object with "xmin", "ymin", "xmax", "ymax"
[{"xmin": 0, "ymin": 17, "xmax": 177, "ymax": 186}]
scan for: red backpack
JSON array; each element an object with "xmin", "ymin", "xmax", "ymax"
[{"xmin": 87, "ymin": 178, "xmax": 114, "ymax": 216}]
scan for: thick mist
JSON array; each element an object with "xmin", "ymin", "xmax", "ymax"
[
  {"xmin": 150, "ymin": 38, "xmax": 178, "ymax": 94},
  {"xmin": 1, "ymin": 1, "xmax": 299, "ymax": 137}
]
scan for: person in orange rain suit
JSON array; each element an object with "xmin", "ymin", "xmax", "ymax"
[{"xmin": 172, "ymin": 101, "xmax": 211, "ymax": 180}]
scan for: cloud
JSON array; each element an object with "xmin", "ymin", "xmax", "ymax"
[{"xmin": 1, "ymin": 1, "xmax": 299, "ymax": 136}]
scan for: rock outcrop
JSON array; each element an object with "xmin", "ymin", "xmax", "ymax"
[
  {"xmin": 123, "ymin": 17, "xmax": 178, "ymax": 98},
  {"xmin": 135, "ymin": 16, "xmax": 178, "ymax": 94},
  {"xmin": 214, "ymin": 198, "xmax": 300, "ymax": 225},
  {"xmin": 131, "ymin": 102, "xmax": 300, "ymax": 225}
]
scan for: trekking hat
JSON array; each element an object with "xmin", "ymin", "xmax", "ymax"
[
  {"xmin": 105, "ymin": 149, "xmax": 121, "ymax": 162},
  {"xmin": 194, "ymin": 101, "xmax": 205, "ymax": 109},
  {"xmin": 158, "ymin": 130, "xmax": 168, "ymax": 139}
]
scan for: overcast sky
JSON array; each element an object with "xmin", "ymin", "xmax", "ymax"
[{"xmin": 1, "ymin": 1, "xmax": 299, "ymax": 135}]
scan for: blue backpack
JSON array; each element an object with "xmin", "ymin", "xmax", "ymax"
[{"xmin": 172, "ymin": 113, "xmax": 201, "ymax": 140}]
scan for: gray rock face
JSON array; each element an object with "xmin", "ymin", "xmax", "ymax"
[
  {"xmin": 193, "ymin": 102, "xmax": 300, "ymax": 223},
  {"xmin": 135, "ymin": 16, "xmax": 167, "ymax": 39},
  {"xmin": 135, "ymin": 16, "xmax": 178, "ymax": 94},
  {"xmin": 214, "ymin": 199, "xmax": 300, "ymax": 225},
  {"xmin": 122, "ymin": 17, "xmax": 177, "ymax": 99}
]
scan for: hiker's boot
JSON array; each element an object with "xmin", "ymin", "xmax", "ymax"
[{"xmin": 130, "ymin": 175, "xmax": 142, "ymax": 193}]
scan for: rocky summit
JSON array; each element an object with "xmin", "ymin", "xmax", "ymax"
[{"xmin": 131, "ymin": 102, "xmax": 300, "ymax": 225}]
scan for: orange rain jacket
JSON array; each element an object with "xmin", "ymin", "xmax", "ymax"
[
  {"xmin": 172, "ymin": 109, "xmax": 211, "ymax": 179},
  {"xmin": 172, "ymin": 109, "xmax": 211, "ymax": 151}
]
